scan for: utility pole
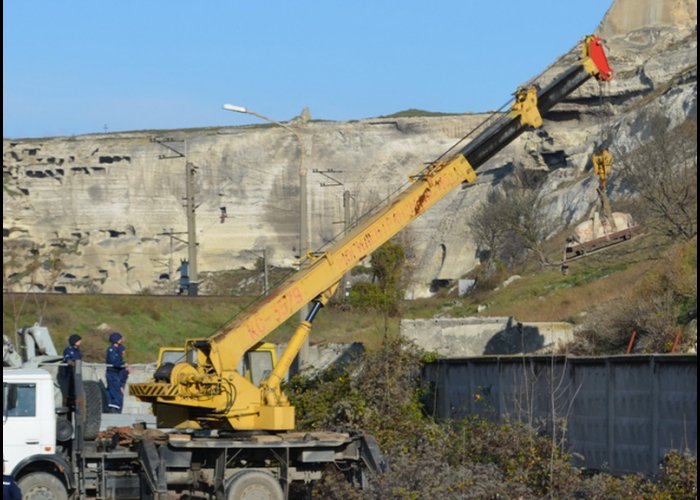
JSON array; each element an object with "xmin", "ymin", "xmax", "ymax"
[
  {"xmin": 262, "ymin": 247, "xmax": 269, "ymax": 296},
  {"xmin": 168, "ymin": 227, "xmax": 174, "ymax": 277},
  {"xmin": 157, "ymin": 228, "xmax": 188, "ymax": 287},
  {"xmin": 341, "ymin": 190, "xmax": 352, "ymax": 300},
  {"xmin": 314, "ymin": 168, "xmax": 352, "ymax": 301},
  {"xmin": 153, "ymin": 137, "xmax": 199, "ymax": 296},
  {"xmin": 185, "ymin": 158, "xmax": 198, "ymax": 295}
]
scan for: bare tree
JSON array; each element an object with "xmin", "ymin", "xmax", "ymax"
[
  {"xmin": 619, "ymin": 117, "xmax": 697, "ymax": 241},
  {"xmin": 501, "ymin": 186, "xmax": 552, "ymax": 265},
  {"xmin": 471, "ymin": 191, "xmax": 512, "ymax": 269},
  {"xmin": 3, "ymin": 241, "xmax": 32, "ymax": 350},
  {"xmin": 3, "ymin": 238, "xmax": 69, "ymax": 350},
  {"xmin": 392, "ymin": 227, "xmax": 418, "ymax": 290},
  {"xmin": 471, "ymin": 169, "xmax": 554, "ymax": 268}
]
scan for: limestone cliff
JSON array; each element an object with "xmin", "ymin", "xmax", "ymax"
[{"xmin": 3, "ymin": 0, "xmax": 696, "ymax": 296}]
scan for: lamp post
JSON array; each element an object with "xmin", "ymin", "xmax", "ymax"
[
  {"xmin": 222, "ymin": 104, "xmax": 310, "ymax": 368},
  {"xmin": 223, "ymin": 104, "xmax": 309, "ymax": 260}
]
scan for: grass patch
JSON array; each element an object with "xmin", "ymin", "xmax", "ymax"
[
  {"xmin": 470, "ymin": 233, "xmax": 670, "ymax": 322},
  {"xmin": 2, "ymin": 293, "xmax": 395, "ymax": 363}
]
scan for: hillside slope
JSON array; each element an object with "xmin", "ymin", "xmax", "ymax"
[
  {"xmin": 3, "ymin": 1, "xmax": 696, "ymax": 298},
  {"xmin": 5, "ymin": 228, "xmax": 696, "ymax": 362}
]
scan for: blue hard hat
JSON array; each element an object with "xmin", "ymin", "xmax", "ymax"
[{"xmin": 109, "ymin": 332, "xmax": 123, "ymax": 344}]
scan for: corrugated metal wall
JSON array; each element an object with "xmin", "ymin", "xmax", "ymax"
[{"xmin": 422, "ymin": 355, "xmax": 697, "ymax": 475}]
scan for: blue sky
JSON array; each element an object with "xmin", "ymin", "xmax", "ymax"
[{"xmin": 3, "ymin": 1, "xmax": 612, "ymax": 139}]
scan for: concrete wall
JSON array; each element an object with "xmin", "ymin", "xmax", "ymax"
[{"xmin": 401, "ymin": 317, "xmax": 574, "ymax": 357}]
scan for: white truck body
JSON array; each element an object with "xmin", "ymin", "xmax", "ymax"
[
  {"xmin": 3, "ymin": 368, "xmax": 58, "ymax": 473},
  {"xmin": 2, "ymin": 365, "xmax": 383, "ymax": 499}
]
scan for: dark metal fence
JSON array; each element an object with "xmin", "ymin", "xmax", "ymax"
[{"xmin": 421, "ymin": 355, "xmax": 697, "ymax": 475}]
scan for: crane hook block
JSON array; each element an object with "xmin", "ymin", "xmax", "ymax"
[{"xmin": 592, "ymin": 149, "xmax": 613, "ymax": 190}]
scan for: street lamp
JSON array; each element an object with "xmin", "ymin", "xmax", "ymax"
[
  {"xmin": 223, "ymin": 104, "xmax": 311, "ymax": 369},
  {"xmin": 223, "ymin": 104, "xmax": 309, "ymax": 261}
]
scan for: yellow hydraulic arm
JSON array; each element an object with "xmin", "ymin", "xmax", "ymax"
[{"xmin": 130, "ymin": 34, "xmax": 613, "ymax": 431}]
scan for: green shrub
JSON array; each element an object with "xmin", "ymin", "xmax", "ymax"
[
  {"xmin": 348, "ymin": 281, "xmax": 392, "ymax": 311},
  {"xmin": 658, "ymin": 450, "xmax": 697, "ymax": 499},
  {"xmin": 572, "ymin": 239, "xmax": 697, "ymax": 354},
  {"xmin": 288, "ymin": 335, "xmax": 698, "ymax": 498}
]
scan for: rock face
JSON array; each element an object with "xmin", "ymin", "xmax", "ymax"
[
  {"xmin": 599, "ymin": 0, "xmax": 697, "ymax": 37},
  {"xmin": 3, "ymin": 0, "xmax": 697, "ymax": 296}
]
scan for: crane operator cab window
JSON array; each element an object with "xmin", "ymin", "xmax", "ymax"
[
  {"xmin": 241, "ymin": 350, "xmax": 274, "ymax": 386},
  {"xmin": 158, "ymin": 348, "xmax": 191, "ymax": 367},
  {"xmin": 154, "ymin": 347, "xmax": 197, "ymax": 383}
]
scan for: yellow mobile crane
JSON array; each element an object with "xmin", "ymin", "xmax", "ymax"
[
  {"xmin": 125, "ymin": 35, "xmax": 612, "ymax": 498},
  {"xmin": 132, "ymin": 35, "xmax": 612, "ymax": 430}
]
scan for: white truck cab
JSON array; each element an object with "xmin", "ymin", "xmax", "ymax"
[{"xmin": 3, "ymin": 368, "xmax": 60, "ymax": 485}]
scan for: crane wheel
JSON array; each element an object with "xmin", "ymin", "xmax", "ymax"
[{"xmin": 226, "ymin": 470, "xmax": 284, "ymax": 500}]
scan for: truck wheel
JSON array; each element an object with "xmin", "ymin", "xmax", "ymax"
[
  {"xmin": 17, "ymin": 472, "xmax": 68, "ymax": 500},
  {"xmin": 83, "ymin": 380, "xmax": 103, "ymax": 440},
  {"xmin": 226, "ymin": 471, "xmax": 284, "ymax": 500}
]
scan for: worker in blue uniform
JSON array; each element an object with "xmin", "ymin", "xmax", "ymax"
[
  {"xmin": 58, "ymin": 334, "xmax": 82, "ymax": 407},
  {"xmin": 105, "ymin": 332, "xmax": 128, "ymax": 413}
]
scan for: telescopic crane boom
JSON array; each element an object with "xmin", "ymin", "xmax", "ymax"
[{"xmin": 131, "ymin": 35, "xmax": 613, "ymax": 431}]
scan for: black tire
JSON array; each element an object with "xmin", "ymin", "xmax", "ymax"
[
  {"xmin": 83, "ymin": 380, "xmax": 103, "ymax": 440},
  {"xmin": 98, "ymin": 379, "xmax": 110, "ymax": 413},
  {"xmin": 17, "ymin": 472, "xmax": 68, "ymax": 500},
  {"xmin": 226, "ymin": 471, "xmax": 284, "ymax": 500}
]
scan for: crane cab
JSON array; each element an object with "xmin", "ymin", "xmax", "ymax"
[{"xmin": 156, "ymin": 342, "xmax": 278, "ymax": 386}]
